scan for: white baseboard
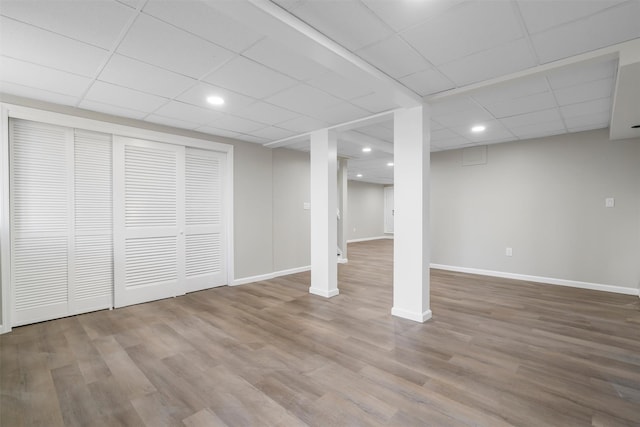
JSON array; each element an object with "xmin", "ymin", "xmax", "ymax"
[
  {"xmin": 309, "ymin": 287, "xmax": 339, "ymax": 298},
  {"xmin": 347, "ymin": 235, "xmax": 393, "ymax": 243},
  {"xmin": 231, "ymin": 265, "xmax": 311, "ymax": 286},
  {"xmin": 391, "ymin": 307, "xmax": 432, "ymax": 322},
  {"xmin": 430, "ymin": 263, "xmax": 640, "ymax": 296},
  {"xmin": 338, "ymin": 258, "xmax": 348, "ymax": 264}
]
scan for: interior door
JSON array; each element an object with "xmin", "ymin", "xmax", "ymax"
[
  {"xmin": 184, "ymin": 148, "xmax": 226, "ymax": 292},
  {"xmin": 114, "ymin": 137, "xmax": 185, "ymax": 308}
]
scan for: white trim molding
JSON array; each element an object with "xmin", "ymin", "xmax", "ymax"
[
  {"xmin": 309, "ymin": 287, "xmax": 340, "ymax": 298},
  {"xmin": 347, "ymin": 235, "xmax": 393, "ymax": 243},
  {"xmin": 232, "ymin": 265, "xmax": 311, "ymax": 286},
  {"xmin": 430, "ymin": 264, "xmax": 640, "ymax": 296},
  {"xmin": 391, "ymin": 307, "xmax": 432, "ymax": 323}
]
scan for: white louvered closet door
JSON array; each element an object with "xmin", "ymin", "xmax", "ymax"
[
  {"xmin": 185, "ymin": 148, "xmax": 226, "ymax": 292},
  {"xmin": 10, "ymin": 120, "xmax": 113, "ymax": 326},
  {"xmin": 114, "ymin": 137, "xmax": 185, "ymax": 308}
]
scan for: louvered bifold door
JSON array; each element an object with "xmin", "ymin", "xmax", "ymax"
[
  {"xmin": 72, "ymin": 130, "xmax": 113, "ymax": 314},
  {"xmin": 114, "ymin": 137, "xmax": 185, "ymax": 308},
  {"xmin": 10, "ymin": 119, "xmax": 72, "ymax": 325},
  {"xmin": 185, "ymin": 148, "xmax": 226, "ymax": 293}
]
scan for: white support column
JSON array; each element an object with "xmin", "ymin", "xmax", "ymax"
[
  {"xmin": 338, "ymin": 158, "xmax": 348, "ymax": 262},
  {"xmin": 392, "ymin": 105, "xmax": 431, "ymax": 322},
  {"xmin": 309, "ymin": 129, "xmax": 339, "ymax": 297}
]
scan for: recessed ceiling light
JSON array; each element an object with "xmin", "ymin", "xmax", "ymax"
[
  {"xmin": 362, "ymin": 147, "xmax": 372, "ymax": 153},
  {"xmin": 471, "ymin": 125, "xmax": 486, "ymax": 133},
  {"xmin": 356, "ymin": 173, "xmax": 363, "ymax": 178},
  {"xmin": 387, "ymin": 162, "xmax": 394, "ymax": 167},
  {"xmin": 207, "ymin": 95, "xmax": 225, "ymax": 106}
]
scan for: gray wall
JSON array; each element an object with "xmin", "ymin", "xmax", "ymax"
[
  {"xmin": 272, "ymin": 148, "xmax": 311, "ymax": 271},
  {"xmin": 431, "ymin": 129, "xmax": 640, "ymax": 290},
  {"xmin": 347, "ymin": 180, "xmax": 385, "ymax": 241}
]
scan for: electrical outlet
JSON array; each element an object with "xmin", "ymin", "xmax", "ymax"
[
  {"xmin": 505, "ymin": 247, "xmax": 513, "ymax": 257},
  {"xmin": 605, "ymin": 197, "xmax": 615, "ymax": 208}
]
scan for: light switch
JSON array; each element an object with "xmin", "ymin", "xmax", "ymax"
[
  {"xmin": 605, "ymin": 197, "xmax": 615, "ymax": 208},
  {"xmin": 303, "ymin": 202, "xmax": 310, "ymax": 210}
]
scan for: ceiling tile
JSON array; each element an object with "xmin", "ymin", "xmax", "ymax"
[
  {"xmin": 0, "ymin": 56, "xmax": 92, "ymax": 97},
  {"xmin": 277, "ymin": 116, "xmax": 329, "ymax": 133},
  {"xmin": 471, "ymin": 76, "xmax": 549, "ymax": 105},
  {"xmin": 509, "ymin": 119, "xmax": 567, "ymax": 139},
  {"xmin": 176, "ymin": 82, "xmax": 256, "ymax": 113},
  {"xmin": 98, "ymin": 54, "xmax": 196, "ymax": 99},
  {"xmin": 350, "ymin": 92, "xmax": 398, "ymax": 113},
  {"xmin": 306, "ymin": 71, "xmax": 373, "ymax": 101},
  {"xmin": 430, "ymin": 97, "xmax": 479, "ymax": 117},
  {"xmin": 265, "ymin": 84, "xmax": 342, "ymax": 117},
  {"xmin": 530, "ymin": 1, "xmax": 640, "ymax": 64},
  {"xmin": 234, "ymin": 101, "xmax": 300, "ymax": 126},
  {"xmin": 248, "ymin": 126, "xmax": 296, "ymax": 141},
  {"xmin": 432, "ymin": 136, "xmax": 471, "ymax": 149},
  {"xmin": 567, "ymin": 122, "xmax": 610, "ymax": 133},
  {"xmin": 204, "ymin": 56, "xmax": 297, "ymax": 99},
  {"xmin": 401, "ymin": 1, "xmax": 523, "ymax": 65},
  {"xmin": 154, "ymin": 101, "xmax": 222, "ymax": 125},
  {"xmin": 142, "ymin": 0, "xmax": 263, "ymax": 52},
  {"xmin": 235, "ymin": 134, "xmax": 269, "ymax": 144},
  {"xmin": 117, "ymin": 14, "xmax": 235, "ymax": 78},
  {"xmin": 564, "ymin": 111, "xmax": 611, "ymax": 130},
  {"xmin": 399, "ymin": 68, "xmax": 455, "ymax": 97},
  {"xmin": 354, "ymin": 124, "xmax": 394, "ymax": 142},
  {"xmin": 242, "ymin": 37, "xmax": 328, "ymax": 81},
  {"xmin": 0, "ymin": 17, "xmax": 108, "ymax": 76},
  {"xmin": 362, "ymin": 0, "xmax": 466, "ymax": 32},
  {"xmin": 0, "ymin": 81, "xmax": 77, "ymax": 106},
  {"xmin": 209, "ymin": 113, "xmax": 266, "ymax": 133},
  {"xmin": 499, "ymin": 108, "xmax": 563, "ymax": 129},
  {"xmin": 84, "ymin": 81, "xmax": 169, "ymax": 113},
  {"xmin": 482, "ymin": 91, "xmax": 557, "ymax": 118},
  {"xmin": 450, "ymin": 120, "xmax": 514, "ymax": 142},
  {"xmin": 433, "ymin": 107, "xmax": 495, "ymax": 128},
  {"xmin": 291, "ymin": 1, "xmax": 393, "ymax": 51},
  {"xmin": 431, "ymin": 128, "xmax": 462, "ymax": 142},
  {"xmin": 547, "ymin": 59, "xmax": 617, "ymax": 90},
  {"xmin": 144, "ymin": 114, "xmax": 201, "ymax": 130},
  {"xmin": 313, "ymin": 102, "xmax": 370, "ymax": 125},
  {"xmin": 517, "ymin": 0, "xmax": 626, "ymax": 35},
  {"xmin": 78, "ymin": 99, "xmax": 147, "ymax": 120},
  {"xmin": 438, "ymin": 38, "xmax": 537, "ymax": 86},
  {"xmin": 0, "ymin": 0, "xmax": 135, "ymax": 49},
  {"xmin": 553, "ymin": 78, "xmax": 614, "ymax": 106},
  {"xmin": 560, "ymin": 97, "xmax": 611, "ymax": 118},
  {"xmin": 357, "ymin": 35, "xmax": 432, "ymax": 79},
  {"xmin": 193, "ymin": 126, "xmax": 241, "ymax": 139}
]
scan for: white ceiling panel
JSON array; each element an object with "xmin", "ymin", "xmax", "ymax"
[
  {"xmin": 265, "ymin": 84, "xmax": 342, "ymax": 117},
  {"xmin": 452, "ymin": 120, "xmax": 515, "ymax": 142},
  {"xmin": 351, "ymin": 92, "xmax": 401, "ymax": 113},
  {"xmin": 306, "ymin": 71, "xmax": 373, "ymax": 101},
  {"xmin": 432, "ymin": 128, "xmax": 463, "ymax": 142},
  {"xmin": 208, "ymin": 113, "xmax": 266, "ymax": 134},
  {"xmin": 560, "ymin": 97, "xmax": 611, "ymax": 118},
  {"xmin": 117, "ymin": 14, "xmax": 235, "ymax": 78},
  {"xmin": 176, "ymin": 82, "xmax": 256, "ymax": 113},
  {"xmin": 567, "ymin": 122, "xmax": 611, "ymax": 133},
  {"xmin": 499, "ymin": 107, "xmax": 563, "ymax": 129},
  {"xmin": 153, "ymin": 101, "xmax": 222, "ymax": 125},
  {"xmin": 242, "ymin": 37, "xmax": 328, "ymax": 81},
  {"xmin": 144, "ymin": 114, "xmax": 201, "ymax": 130},
  {"xmin": 313, "ymin": 102, "xmax": 370, "ymax": 125},
  {"xmin": 234, "ymin": 101, "xmax": 300, "ymax": 126},
  {"xmin": 531, "ymin": 1, "xmax": 640, "ymax": 63},
  {"xmin": 193, "ymin": 126, "xmax": 240, "ymax": 139},
  {"xmin": 0, "ymin": 81, "xmax": 77, "ymax": 106},
  {"xmin": 430, "ymin": 97, "xmax": 479, "ymax": 117},
  {"xmin": 204, "ymin": 56, "xmax": 297, "ymax": 99},
  {"xmin": 0, "ymin": 56, "xmax": 92, "ymax": 97},
  {"xmin": 553, "ymin": 77, "xmax": 614, "ymax": 106},
  {"xmin": 482, "ymin": 91, "xmax": 557, "ymax": 118},
  {"xmin": 564, "ymin": 111, "xmax": 611, "ymax": 130},
  {"xmin": 142, "ymin": 0, "xmax": 263, "ymax": 53},
  {"xmin": 356, "ymin": 35, "xmax": 432, "ymax": 79},
  {"xmin": 361, "ymin": 0, "xmax": 467, "ymax": 32},
  {"xmin": 471, "ymin": 76, "xmax": 549, "ymax": 105},
  {"xmin": 509, "ymin": 119, "xmax": 567, "ymax": 139},
  {"xmin": 431, "ymin": 136, "xmax": 471, "ymax": 149},
  {"xmin": 399, "ymin": 68, "xmax": 455, "ymax": 97},
  {"xmin": 0, "ymin": 0, "xmax": 135, "ymax": 49},
  {"xmin": 84, "ymin": 81, "xmax": 169, "ymax": 112},
  {"xmin": 0, "ymin": 16, "xmax": 108, "ymax": 77},
  {"xmin": 517, "ymin": 0, "xmax": 626, "ymax": 35},
  {"xmin": 98, "ymin": 54, "xmax": 196, "ymax": 99},
  {"xmin": 78, "ymin": 99, "xmax": 148, "ymax": 120},
  {"xmin": 438, "ymin": 38, "xmax": 537, "ymax": 86},
  {"xmin": 354, "ymin": 124, "xmax": 394, "ymax": 142},
  {"xmin": 547, "ymin": 59, "xmax": 617, "ymax": 89},
  {"xmin": 401, "ymin": 1, "xmax": 523, "ymax": 65},
  {"xmin": 291, "ymin": 1, "xmax": 393, "ymax": 51},
  {"xmin": 277, "ymin": 116, "xmax": 329, "ymax": 133},
  {"xmin": 234, "ymin": 134, "xmax": 269, "ymax": 144},
  {"xmin": 248, "ymin": 126, "xmax": 296, "ymax": 141},
  {"xmin": 433, "ymin": 106, "xmax": 495, "ymax": 128}
]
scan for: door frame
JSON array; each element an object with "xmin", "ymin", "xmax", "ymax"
[{"xmin": 0, "ymin": 103, "xmax": 234, "ymax": 333}]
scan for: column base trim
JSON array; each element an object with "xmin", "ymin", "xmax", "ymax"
[
  {"xmin": 391, "ymin": 307, "xmax": 432, "ymax": 323},
  {"xmin": 309, "ymin": 287, "xmax": 340, "ymax": 298}
]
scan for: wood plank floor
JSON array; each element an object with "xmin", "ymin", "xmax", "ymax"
[{"xmin": 2, "ymin": 239, "xmax": 640, "ymax": 426}]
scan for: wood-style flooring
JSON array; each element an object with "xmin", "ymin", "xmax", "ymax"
[{"xmin": 1, "ymin": 239, "xmax": 640, "ymax": 426}]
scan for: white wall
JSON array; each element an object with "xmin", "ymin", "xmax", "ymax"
[
  {"xmin": 272, "ymin": 148, "xmax": 310, "ymax": 271},
  {"xmin": 431, "ymin": 129, "xmax": 640, "ymax": 291},
  {"xmin": 347, "ymin": 180, "xmax": 385, "ymax": 241}
]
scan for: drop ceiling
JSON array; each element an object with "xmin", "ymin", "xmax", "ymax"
[{"xmin": 1, "ymin": 0, "xmax": 639, "ymax": 184}]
